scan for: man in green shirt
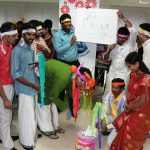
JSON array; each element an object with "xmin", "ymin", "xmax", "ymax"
[{"xmin": 37, "ymin": 59, "xmax": 93, "ymax": 139}]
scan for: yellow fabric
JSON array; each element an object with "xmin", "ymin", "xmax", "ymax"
[
  {"xmin": 139, "ymin": 27, "xmax": 150, "ymax": 34},
  {"xmin": 110, "ymin": 94, "xmax": 123, "ymax": 119},
  {"xmin": 138, "ymin": 27, "xmax": 150, "ymax": 37},
  {"xmin": 61, "ymin": 18, "xmax": 71, "ymax": 24}
]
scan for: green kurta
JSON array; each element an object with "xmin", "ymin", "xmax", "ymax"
[{"xmin": 40, "ymin": 59, "xmax": 71, "ymax": 111}]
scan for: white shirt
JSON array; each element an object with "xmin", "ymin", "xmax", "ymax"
[
  {"xmin": 109, "ymin": 27, "xmax": 137, "ymax": 73},
  {"xmin": 142, "ymin": 39, "xmax": 150, "ymax": 71},
  {"xmin": 103, "ymin": 91, "xmax": 126, "ymax": 118}
]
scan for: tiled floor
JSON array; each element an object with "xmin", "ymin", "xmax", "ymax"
[{"xmin": 0, "ymin": 86, "xmax": 150, "ymax": 150}]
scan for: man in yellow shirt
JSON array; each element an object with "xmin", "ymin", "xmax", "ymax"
[{"xmin": 102, "ymin": 78, "xmax": 126, "ymax": 135}]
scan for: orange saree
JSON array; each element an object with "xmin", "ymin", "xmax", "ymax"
[{"xmin": 110, "ymin": 73, "xmax": 150, "ymax": 150}]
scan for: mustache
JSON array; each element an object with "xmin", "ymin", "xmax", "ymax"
[
  {"xmin": 13, "ymin": 39, "xmax": 18, "ymax": 43},
  {"xmin": 28, "ymin": 39, "xmax": 34, "ymax": 41}
]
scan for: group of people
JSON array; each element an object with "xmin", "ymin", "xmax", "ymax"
[
  {"xmin": 0, "ymin": 14, "xmax": 95, "ymax": 150},
  {"xmin": 99, "ymin": 11, "xmax": 150, "ymax": 150},
  {"xmin": 0, "ymin": 8, "xmax": 150, "ymax": 150}
]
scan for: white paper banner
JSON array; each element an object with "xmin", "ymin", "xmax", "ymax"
[
  {"xmin": 59, "ymin": 0, "xmax": 100, "ymax": 26},
  {"xmin": 75, "ymin": 8, "xmax": 118, "ymax": 45}
]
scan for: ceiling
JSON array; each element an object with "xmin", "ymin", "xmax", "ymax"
[
  {"xmin": 0, "ymin": 0, "xmax": 150, "ymax": 8},
  {"xmin": 101, "ymin": 0, "xmax": 150, "ymax": 8}
]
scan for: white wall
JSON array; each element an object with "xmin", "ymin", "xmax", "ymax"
[
  {"xmin": 108, "ymin": 5, "xmax": 150, "ymax": 29},
  {"xmin": 0, "ymin": 2, "xmax": 149, "ymax": 30},
  {"xmin": 0, "ymin": 2, "xmax": 59, "ymax": 30}
]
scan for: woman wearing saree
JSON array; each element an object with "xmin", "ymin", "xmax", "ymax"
[{"xmin": 109, "ymin": 52, "xmax": 150, "ymax": 150}]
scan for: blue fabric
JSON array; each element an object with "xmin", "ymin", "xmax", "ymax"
[
  {"xmin": 108, "ymin": 94, "xmax": 125, "ymax": 116},
  {"xmin": 78, "ymin": 42, "xmax": 88, "ymax": 54},
  {"xmin": 38, "ymin": 53, "xmax": 45, "ymax": 108},
  {"xmin": 52, "ymin": 28, "xmax": 78, "ymax": 62},
  {"xmin": 11, "ymin": 41, "xmax": 38, "ymax": 96},
  {"xmin": 118, "ymin": 98, "xmax": 125, "ymax": 115}
]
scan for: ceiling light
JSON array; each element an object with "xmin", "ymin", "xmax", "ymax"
[{"xmin": 138, "ymin": 0, "xmax": 149, "ymax": 4}]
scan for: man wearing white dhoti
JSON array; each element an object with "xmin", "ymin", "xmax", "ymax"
[
  {"xmin": 11, "ymin": 23, "xmax": 39, "ymax": 150},
  {"xmin": 0, "ymin": 22, "xmax": 18, "ymax": 150},
  {"xmin": 37, "ymin": 102, "xmax": 61, "ymax": 139}
]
